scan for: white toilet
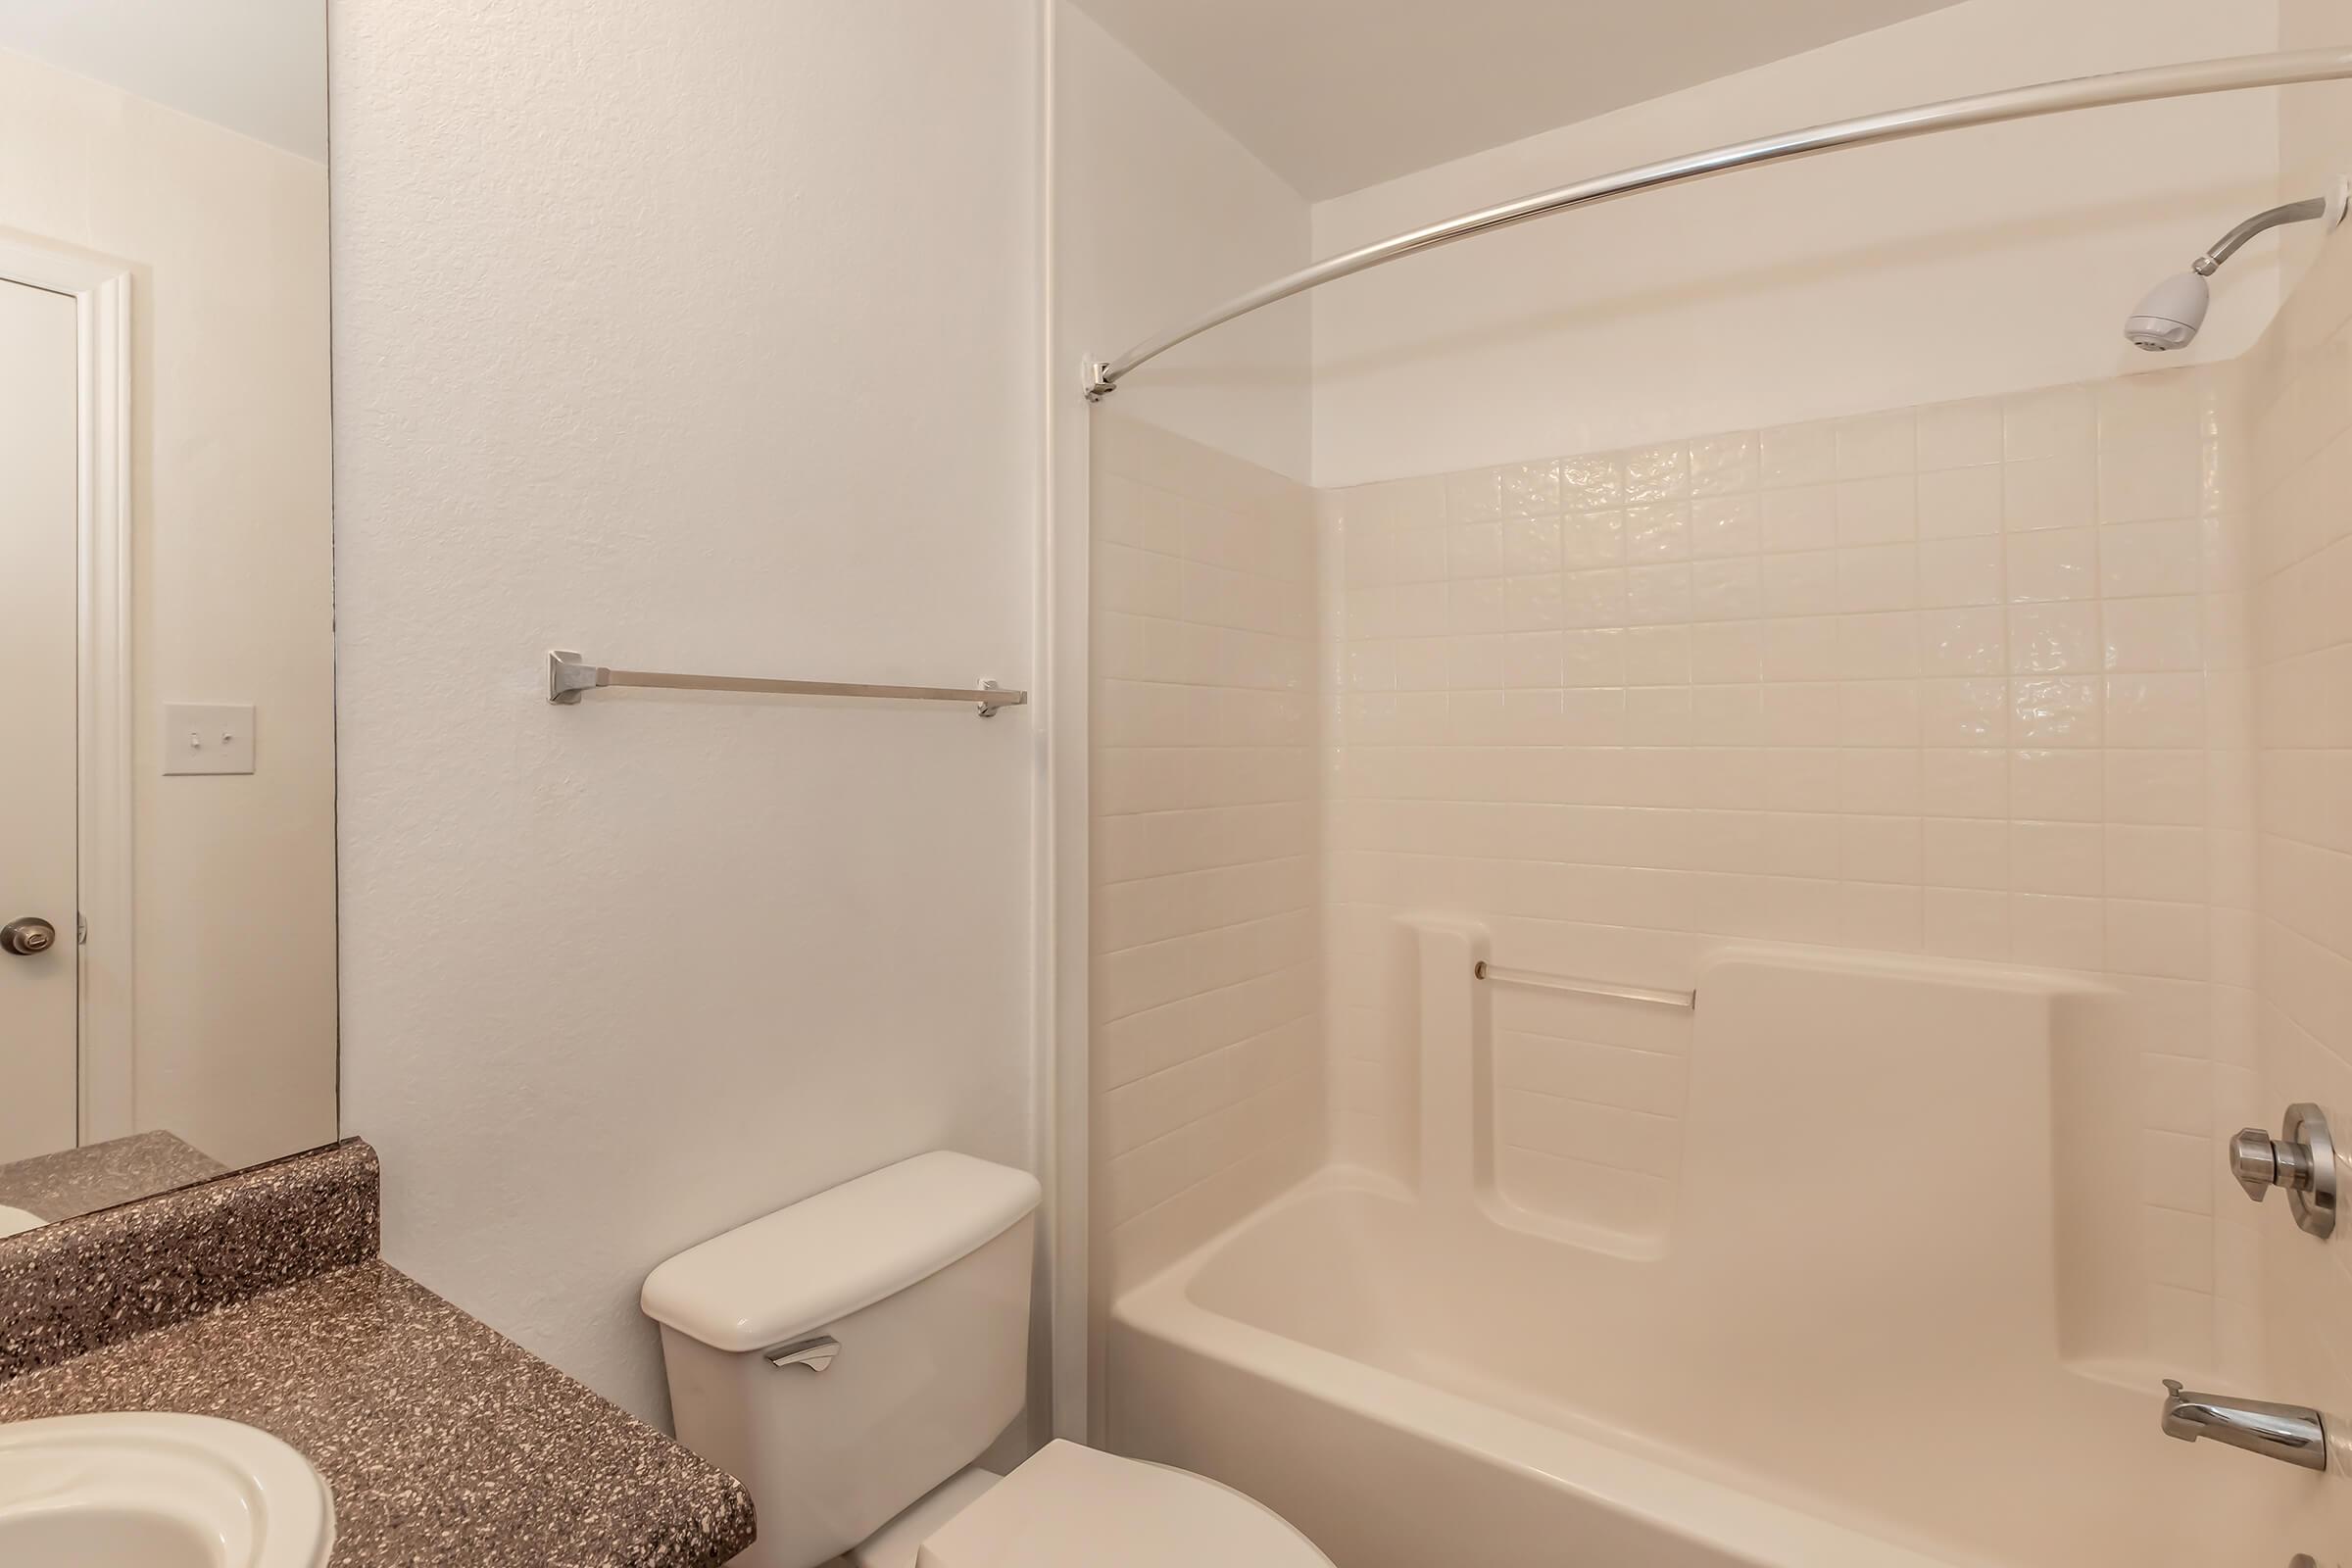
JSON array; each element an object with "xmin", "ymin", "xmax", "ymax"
[{"xmin": 642, "ymin": 1151, "xmax": 1332, "ymax": 1568}]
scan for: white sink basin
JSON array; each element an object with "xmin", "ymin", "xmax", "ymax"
[{"xmin": 0, "ymin": 1411, "xmax": 334, "ymax": 1567}]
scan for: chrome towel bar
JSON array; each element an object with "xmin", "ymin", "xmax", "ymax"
[
  {"xmin": 1473, "ymin": 960, "xmax": 1694, "ymax": 1012},
  {"xmin": 548, "ymin": 651, "xmax": 1026, "ymax": 717}
]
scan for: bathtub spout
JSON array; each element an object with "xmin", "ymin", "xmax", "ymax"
[{"xmin": 2160, "ymin": 1379, "xmax": 2328, "ymax": 1470}]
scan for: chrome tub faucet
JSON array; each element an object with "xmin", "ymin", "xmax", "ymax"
[{"xmin": 2161, "ymin": 1380, "xmax": 2328, "ymax": 1471}]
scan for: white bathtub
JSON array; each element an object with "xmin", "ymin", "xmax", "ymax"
[{"xmin": 1108, "ymin": 940, "xmax": 2335, "ymax": 1567}]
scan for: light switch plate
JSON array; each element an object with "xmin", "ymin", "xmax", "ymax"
[{"xmin": 162, "ymin": 703, "xmax": 256, "ymax": 775}]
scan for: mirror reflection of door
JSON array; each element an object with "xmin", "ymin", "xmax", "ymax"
[
  {"xmin": 0, "ymin": 275, "xmax": 78, "ymax": 1162},
  {"xmin": 0, "ymin": 4, "xmax": 336, "ymax": 1220}
]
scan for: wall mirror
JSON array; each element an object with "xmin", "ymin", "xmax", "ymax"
[{"xmin": 0, "ymin": 1, "xmax": 336, "ymax": 1237}]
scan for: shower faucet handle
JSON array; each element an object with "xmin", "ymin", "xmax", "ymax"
[
  {"xmin": 2228, "ymin": 1104, "xmax": 2336, "ymax": 1239},
  {"xmin": 2230, "ymin": 1129, "xmax": 2304, "ymax": 1200}
]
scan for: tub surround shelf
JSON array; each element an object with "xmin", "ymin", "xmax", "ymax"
[{"xmin": 0, "ymin": 1141, "xmax": 755, "ymax": 1567}]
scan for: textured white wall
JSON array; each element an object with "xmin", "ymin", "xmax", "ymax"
[
  {"xmin": 0, "ymin": 45, "xmax": 337, "ymax": 1169},
  {"xmin": 330, "ymin": 1, "xmax": 1044, "ymax": 1424},
  {"xmin": 1310, "ymin": 0, "xmax": 2285, "ymax": 487}
]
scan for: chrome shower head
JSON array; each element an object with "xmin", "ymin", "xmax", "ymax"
[
  {"xmin": 2126, "ymin": 181, "xmax": 2346, "ymax": 352},
  {"xmin": 2125, "ymin": 270, "xmax": 2210, "ymax": 352}
]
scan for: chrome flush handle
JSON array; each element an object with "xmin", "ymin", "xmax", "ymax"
[{"xmin": 762, "ymin": 1334, "xmax": 840, "ymax": 1374}]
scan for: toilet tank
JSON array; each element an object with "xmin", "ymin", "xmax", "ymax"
[{"xmin": 643, "ymin": 1152, "xmax": 1042, "ymax": 1568}]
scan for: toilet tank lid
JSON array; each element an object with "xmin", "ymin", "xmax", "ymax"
[{"xmin": 641, "ymin": 1152, "xmax": 1042, "ymax": 1352}]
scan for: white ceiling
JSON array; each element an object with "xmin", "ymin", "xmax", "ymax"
[
  {"xmin": 0, "ymin": 0, "xmax": 324, "ymax": 162},
  {"xmin": 1069, "ymin": 0, "xmax": 1967, "ymax": 200}
]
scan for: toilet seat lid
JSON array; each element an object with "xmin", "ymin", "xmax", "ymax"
[{"xmin": 914, "ymin": 1441, "xmax": 1332, "ymax": 1568}]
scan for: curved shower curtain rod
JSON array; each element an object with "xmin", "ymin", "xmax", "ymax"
[{"xmin": 1082, "ymin": 46, "xmax": 2352, "ymax": 402}]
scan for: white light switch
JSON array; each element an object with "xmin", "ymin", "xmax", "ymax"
[{"xmin": 162, "ymin": 704, "xmax": 256, "ymax": 775}]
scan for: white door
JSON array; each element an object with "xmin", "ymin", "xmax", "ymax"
[{"xmin": 0, "ymin": 275, "xmax": 80, "ymax": 1160}]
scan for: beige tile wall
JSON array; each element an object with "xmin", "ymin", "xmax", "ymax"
[
  {"xmin": 2247, "ymin": 227, "xmax": 2352, "ymax": 1532},
  {"xmin": 1089, "ymin": 271, "xmax": 2352, "ymax": 1423},
  {"xmin": 1090, "ymin": 414, "xmax": 1325, "ymax": 1301},
  {"xmin": 1323, "ymin": 368, "xmax": 2262, "ymax": 1370}
]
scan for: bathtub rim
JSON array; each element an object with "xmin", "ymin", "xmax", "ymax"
[{"xmin": 1111, "ymin": 1165, "xmax": 1987, "ymax": 1568}]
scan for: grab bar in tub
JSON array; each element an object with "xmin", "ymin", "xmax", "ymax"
[{"xmin": 1472, "ymin": 960, "xmax": 1694, "ymax": 1011}]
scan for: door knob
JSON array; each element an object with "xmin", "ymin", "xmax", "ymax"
[{"xmin": 2, "ymin": 917, "xmax": 58, "ymax": 956}]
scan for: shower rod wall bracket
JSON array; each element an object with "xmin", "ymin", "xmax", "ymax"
[
  {"xmin": 1080, "ymin": 46, "xmax": 2352, "ymax": 401},
  {"xmin": 547, "ymin": 650, "xmax": 1027, "ymax": 717}
]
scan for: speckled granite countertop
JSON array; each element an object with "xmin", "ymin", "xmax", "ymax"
[
  {"xmin": 0, "ymin": 1141, "xmax": 755, "ymax": 1566},
  {"xmin": 0, "ymin": 1261, "xmax": 753, "ymax": 1566}
]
